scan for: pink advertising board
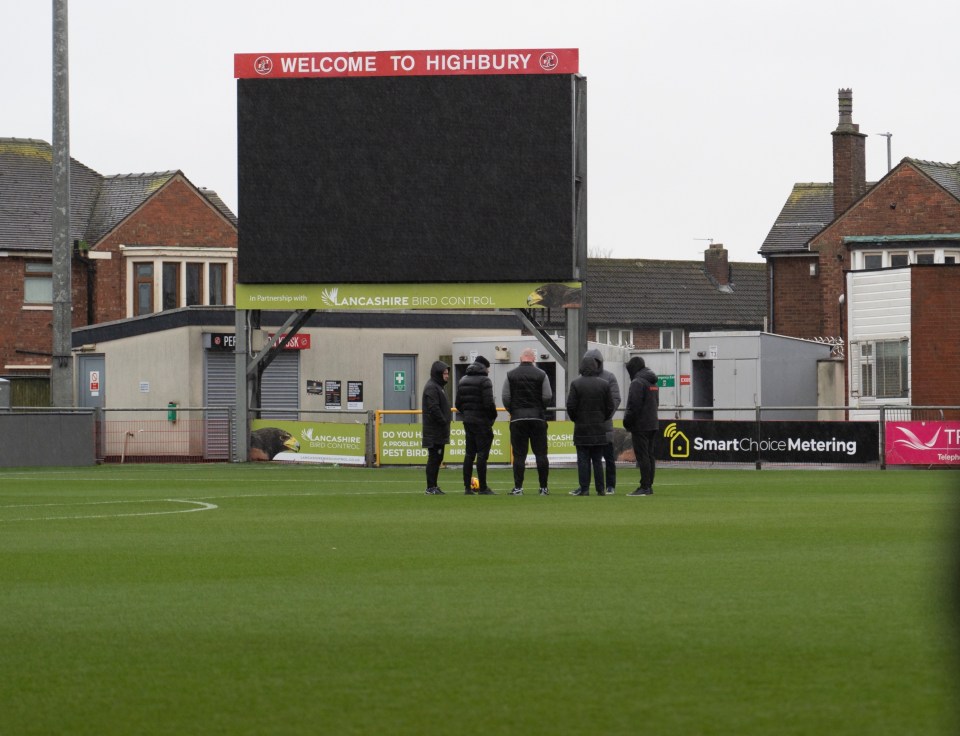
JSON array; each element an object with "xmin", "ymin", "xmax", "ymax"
[{"xmin": 885, "ymin": 421, "xmax": 960, "ymax": 465}]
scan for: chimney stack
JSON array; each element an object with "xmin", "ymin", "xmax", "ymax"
[
  {"xmin": 704, "ymin": 243, "xmax": 730, "ymax": 286},
  {"xmin": 832, "ymin": 88, "xmax": 867, "ymax": 216}
]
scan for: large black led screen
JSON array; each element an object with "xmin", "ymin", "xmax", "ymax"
[{"xmin": 238, "ymin": 74, "xmax": 577, "ymax": 284}]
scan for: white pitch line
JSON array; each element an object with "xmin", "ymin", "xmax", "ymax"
[{"xmin": 1, "ymin": 499, "xmax": 217, "ymax": 522}]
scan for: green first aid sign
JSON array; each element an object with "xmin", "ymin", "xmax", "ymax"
[{"xmin": 394, "ymin": 371, "xmax": 406, "ymax": 391}]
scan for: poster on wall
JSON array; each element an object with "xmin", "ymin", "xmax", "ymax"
[
  {"xmin": 325, "ymin": 380, "xmax": 342, "ymax": 409},
  {"xmin": 347, "ymin": 381, "xmax": 364, "ymax": 410},
  {"xmin": 885, "ymin": 421, "xmax": 960, "ymax": 466}
]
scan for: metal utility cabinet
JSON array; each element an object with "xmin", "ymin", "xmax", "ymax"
[{"xmin": 688, "ymin": 332, "xmax": 832, "ymax": 420}]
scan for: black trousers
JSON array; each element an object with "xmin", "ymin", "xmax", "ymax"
[
  {"xmin": 576, "ymin": 445, "xmax": 605, "ymax": 494},
  {"xmin": 601, "ymin": 441, "xmax": 617, "ymax": 490},
  {"xmin": 631, "ymin": 430, "xmax": 658, "ymax": 490},
  {"xmin": 462, "ymin": 424, "xmax": 494, "ymax": 489},
  {"xmin": 425, "ymin": 445, "xmax": 445, "ymax": 489},
  {"xmin": 509, "ymin": 420, "xmax": 549, "ymax": 489}
]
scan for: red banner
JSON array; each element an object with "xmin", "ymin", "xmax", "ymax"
[
  {"xmin": 885, "ymin": 421, "xmax": 960, "ymax": 465},
  {"xmin": 234, "ymin": 48, "xmax": 578, "ymax": 79}
]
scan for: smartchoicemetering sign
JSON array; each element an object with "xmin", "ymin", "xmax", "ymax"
[{"xmin": 658, "ymin": 421, "xmax": 879, "ymax": 464}]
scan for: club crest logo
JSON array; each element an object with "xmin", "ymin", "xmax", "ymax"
[
  {"xmin": 254, "ymin": 56, "xmax": 273, "ymax": 75},
  {"xmin": 539, "ymin": 52, "xmax": 559, "ymax": 71}
]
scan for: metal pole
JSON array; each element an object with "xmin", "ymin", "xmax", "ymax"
[
  {"xmin": 877, "ymin": 132, "xmax": 892, "ymax": 172},
  {"xmin": 51, "ymin": 0, "xmax": 74, "ymax": 407}
]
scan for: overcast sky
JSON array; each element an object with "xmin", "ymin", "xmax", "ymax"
[{"xmin": 4, "ymin": 0, "xmax": 959, "ymax": 264}]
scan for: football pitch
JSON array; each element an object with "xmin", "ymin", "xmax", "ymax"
[{"xmin": 1, "ymin": 463, "xmax": 958, "ymax": 735}]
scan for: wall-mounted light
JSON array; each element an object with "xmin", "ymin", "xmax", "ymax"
[
  {"xmin": 458, "ymin": 355, "xmax": 467, "ymax": 362},
  {"xmin": 809, "ymin": 262, "xmax": 819, "ymax": 277}
]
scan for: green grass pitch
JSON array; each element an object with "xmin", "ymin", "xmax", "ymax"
[{"xmin": 1, "ymin": 463, "xmax": 958, "ymax": 735}]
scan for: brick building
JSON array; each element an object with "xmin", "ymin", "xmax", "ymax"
[
  {"xmin": 760, "ymin": 90, "xmax": 960, "ymax": 409},
  {"xmin": 0, "ymin": 138, "xmax": 237, "ymax": 403},
  {"xmin": 539, "ymin": 245, "xmax": 767, "ymax": 349}
]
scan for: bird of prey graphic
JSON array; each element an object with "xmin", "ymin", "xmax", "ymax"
[
  {"xmin": 249, "ymin": 427, "xmax": 301, "ymax": 461},
  {"xmin": 526, "ymin": 283, "xmax": 582, "ymax": 309}
]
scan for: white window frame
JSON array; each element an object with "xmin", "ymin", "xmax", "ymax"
[
  {"xmin": 595, "ymin": 327, "xmax": 633, "ymax": 348},
  {"xmin": 854, "ymin": 247, "xmax": 960, "ymax": 269},
  {"xmin": 660, "ymin": 329, "xmax": 684, "ymax": 350},
  {"xmin": 121, "ymin": 245, "xmax": 235, "ymax": 317},
  {"xmin": 24, "ymin": 260, "xmax": 53, "ymax": 307},
  {"xmin": 855, "ymin": 339, "xmax": 909, "ymax": 400}
]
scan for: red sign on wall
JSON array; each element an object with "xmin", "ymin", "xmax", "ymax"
[
  {"xmin": 268, "ymin": 333, "xmax": 311, "ymax": 350},
  {"xmin": 234, "ymin": 48, "xmax": 579, "ymax": 79}
]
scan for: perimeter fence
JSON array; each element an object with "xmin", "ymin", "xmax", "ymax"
[{"xmin": 1, "ymin": 405, "xmax": 957, "ymax": 469}]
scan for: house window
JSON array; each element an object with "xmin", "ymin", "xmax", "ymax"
[
  {"xmin": 134, "ymin": 263, "xmax": 154, "ymax": 316},
  {"xmin": 209, "ymin": 263, "xmax": 226, "ymax": 305},
  {"xmin": 125, "ymin": 254, "xmax": 233, "ymax": 317},
  {"xmin": 859, "ymin": 340, "xmax": 908, "ymax": 399},
  {"xmin": 945, "ymin": 252, "xmax": 958, "ymax": 265},
  {"xmin": 660, "ymin": 329, "xmax": 684, "ymax": 350},
  {"xmin": 862, "ymin": 253, "xmax": 882, "ymax": 269},
  {"xmin": 916, "ymin": 252, "xmax": 935, "ymax": 265},
  {"xmin": 162, "ymin": 262, "xmax": 180, "ymax": 310},
  {"xmin": 24, "ymin": 261, "xmax": 53, "ymax": 304},
  {"xmin": 596, "ymin": 328, "xmax": 633, "ymax": 347},
  {"xmin": 185, "ymin": 263, "xmax": 203, "ymax": 306},
  {"xmin": 889, "ymin": 253, "xmax": 909, "ymax": 267}
]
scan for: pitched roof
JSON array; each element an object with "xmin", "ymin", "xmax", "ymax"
[
  {"xmin": 761, "ymin": 160, "xmax": 960, "ymax": 257},
  {"xmin": 0, "ymin": 138, "xmax": 103, "ymax": 252},
  {"xmin": 758, "ymin": 183, "xmax": 834, "ymax": 255},
  {"xmin": 0, "ymin": 137, "xmax": 236, "ymax": 252},
  {"xmin": 909, "ymin": 159, "xmax": 960, "ymax": 200},
  {"xmin": 571, "ymin": 257, "xmax": 767, "ymax": 329}
]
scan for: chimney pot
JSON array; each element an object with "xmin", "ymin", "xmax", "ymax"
[{"xmin": 831, "ymin": 88, "xmax": 867, "ymax": 215}]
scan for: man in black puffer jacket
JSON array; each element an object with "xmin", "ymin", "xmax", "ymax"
[
  {"xmin": 501, "ymin": 347, "xmax": 553, "ymax": 495},
  {"xmin": 421, "ymin": 360, "xmax": 451, "ymax": 495},
  {"xmin": 566, "ymin": 354, "xmax": 616, "ymax": 496},
  {"xmin": 456, "ymin": 355, "xmax": 498, "ymax": 495}
]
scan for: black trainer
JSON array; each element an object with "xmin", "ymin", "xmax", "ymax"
[
  {"xmin": 478, "ymin": 487, "xmax": 496, "ymax": 495},
  {"xmin": 569, "ymin": 488, "xmax": 589, "ymax": 496},
  {"xmin": 464, "ymin": 488, "xmax": 477, "ymax": 495},
  {"xmin": 627, "ymin": 488, "xmax": 653, "ymax": 496}
]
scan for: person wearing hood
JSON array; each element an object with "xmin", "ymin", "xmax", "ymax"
[
  {"xmin": 456, "ymin": 355, "xmax": 498, "ymax": 495},
  {"xmin": 421, "ymin": 360, "xmax": 452, "ymax": 495},
  {"xmin": 623, "ymin": 356, "xmax": 659, "ymax": 496},
  {"xmin": 584, "ymin": 348, "xmax": 621, "ymax": 494},
  {"xmin": 566, "ymin": 354, "xmax": 616, "ymax": 496}
]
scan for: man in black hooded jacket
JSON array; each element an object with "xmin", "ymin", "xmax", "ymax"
[
  {"xmin": 623, "ymin": 356, "xmax": 659, "ymax": 496},
  {"xmin": 456, "ymin": 355, "xmax": 498, "ymax": 495},
  {"xmin": 421, "ymin": 360, "xmax": 451, "ymax": 495}
]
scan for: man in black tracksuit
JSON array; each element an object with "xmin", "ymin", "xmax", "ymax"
[
  {"xmin": 456, "ymin": 355, "xmax": 498, "ymax": 495},
  {"xmin": 623, "ymin": 356, "xmax": 659, "ymax": 496},
  {"xmin": 501, "ymin": 347, "xmax": 552, "ymax": 495},
  {"xmin": 421, "ymin": 360, "xmax": 451, "ymax": 495}
]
